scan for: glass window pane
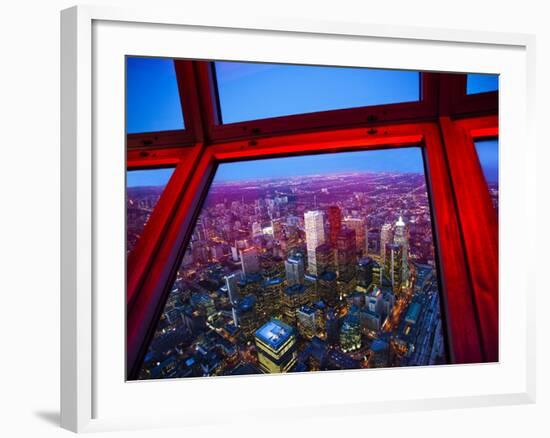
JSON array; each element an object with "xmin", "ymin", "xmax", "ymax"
[
  {"xmin": 474, "ymin": 139, "xmax": 499, "ymax": 210},
  {"xmin": 126, "ymin": 57, "xmax": 185, "ymax": 134},
  {"xmin": 214, "ymin": 61, "xmax": 421, "ymax": 124},
  {"xmin": 133, "ymin": 147, "xmax": 449, "ymax": 380},
  {"xmin": 466, "ymin": 73, "xmax": 499, "ymax": 95},
  {"xmin": 127, "ymin": 168, "xmax": 175, "ymax": 254}
]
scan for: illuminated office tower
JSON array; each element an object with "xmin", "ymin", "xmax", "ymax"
[
  {"xmin": 315, "ymin": 242, "xmax": 335, "ymax": 275},
  {"xmin": 281, "ymin": 284, "xmax": 310, "ymax": 325},
  {"xmin": 285, "ymin": 256, "xmax": 305, "ymax": 286},
  {"xmin": 380, "ymin": 223, "xmax": 392, "ymax": 266},
  {"xmin": 361, "ymin": 309, "xmax": 381, "ymax": 332},
  {"xmin": 312, "ymin": 300, "xmax": 327, "ymax": 336},
  {"xmin": 367, "ymin": 228, "xmax": 380, "ymax": 255},
  {"xmin": 366, "ymin": 286, "xmax": 384, "ymax": 314},
  {"xmin": 328, "ymin": 206, "xmax": 342, "ymax": 246},
  {"xmin": 236, "ymin": 295, "xmax": 257, "ymax": 338},
  {"xmin": 304, "ymin": 210, "xmax": 326, "ymax": 276},
  {"xmin": 343, "ymin": 217, "xmax": 367, "ymax": 254},
  {"xmin": 384, "ymin": 243, "xmax": 403, "ymax": 293},
  {"xmin": 284, "ymin": 224, "xmax": 300, "ymax": 255},
  {"xmin": 340, "ymin": 313, "xmax": 361, "ymax": 352},
  {"xmin": 336, "ymin": 228, "xmax": 357, "ymax": 283},
  {"xmin": 393, "ymin": 216, "xmax": 409, "ymax": 281},
  {"xmin": 240, "ymin": 247, "xmax": 260, "ymax": 275},
  {"xmin": 254, "ymin": 319, "xmax": 297, "ymax": 373},
  {"xmin": 261, "ymin": 277, "xmax": 284, "ymax": 319},
  {"xmin": 357, "ymin": 257, "xmax": 376, "ymax": 290},
  {"xmin": 296, "ymin": 305, "xmax": 317, "ymax": 339},
  {"xmin": 325, "ymin": 309, "xmax": 340, "ymax": 346},
  {"xmin": 318, "ymin": 271, "xmax": 338, "ymax": 307},
  {"xmin": 224, "ymin": 273, "xmax": 240, "ymax": 306}
]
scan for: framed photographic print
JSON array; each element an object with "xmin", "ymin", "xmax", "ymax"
[{"xmin": 61, "ymin": 5, "xmax": 536, "ymax": 433}]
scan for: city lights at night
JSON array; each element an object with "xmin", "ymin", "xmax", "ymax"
[{"xmin": 129, "ymin": 148, "xmax": 449, "ymax": 379}]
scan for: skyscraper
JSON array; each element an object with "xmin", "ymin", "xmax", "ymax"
[
  {"xmin": 328, "ymin": 206, "xmax": 341, "ymax": 246},
  {"xmin": 224, "ymin": 273, "xmax": 240, "ymax": 306},
  {"xmin": 261, "ymin": 277, "xmax": 284, "ymax": 320},
  {"xmin": 296, "ymin": 305, "xmax": 317, "ymax": 339},
  {"xmin": 254, "ymin": 319, "xmax": 297, "ymax": 373},
  {"xmin": 340, "ymin": 313, "xmax": 361, "ymax": 352},
  {"xmin": 315, "ymin": 242, "xmax": 335, "ymax": 275},
  {"xmin": 357, "ymin": 257, "xmax": 376, "ymax": 290},
  {"xmin": 285, "ymin": 256, "xmax": 305, "ymax": 286},
  {"xmin": 240, "ymin": 247, "xmax": 260, "ymax": 275},
  {"xmin": 385, "ymin": 243, "xmax": 403, "ymax": 293},
  {"xmin": 380, "ymin": 223, "xmax": 392, "ymax": 265},
  {"xmin": 304, "ymin": 210, "xmax": 326, "ymax": 276},
  {"xmin": 336, "ymin": 228, "xmax": 357, "ymax": 282},
  {"xmin": 343, "ymin": 217, "xmax": 367, "ymax": 254},
  {"xmin": 393, "ymin": 216, "xmax": 409, "ymax": 282},
  {"xmin": 281, "ymin": 284, "xmax": 310, "ymax": 325}
]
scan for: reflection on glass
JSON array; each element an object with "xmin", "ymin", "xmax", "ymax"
[
  {"xmin": 134, "ymin": 147, "xmax": 448, "ymax": 381},
  {"xmin": 466, "ymin": 74, "xmax": 499, "ymax": 95},
  {"xmin": 474, "ymin": 139, "xmax": 499, "ymax": 210},
  {"xmin": 126, "ymin": 57, "xmax": 185, "ymax": 134},
  {"xmin": 127, "ymin": 168, "xmax": 175, "ymax": 254},
  {"xmin": 214, "ymin": 61, "xmax": 420, "ymax": 124}
]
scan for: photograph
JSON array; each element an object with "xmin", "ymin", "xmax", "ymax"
[{"xmin": 126, "ymin": 58, "xmax": 499, "ymax": 380}]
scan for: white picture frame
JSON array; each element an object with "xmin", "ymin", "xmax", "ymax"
[{"xmin": 60, "ymin": 4, "xmax": 536, "ymax": 433}]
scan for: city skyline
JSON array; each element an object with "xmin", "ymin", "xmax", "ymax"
[
  {"xmin": 128, "ymin": 146, "xmax": 448, "ymax": 380},
  {"xmin": 127, "ymin": 147, "xmax": 426, "ymax": 188}
]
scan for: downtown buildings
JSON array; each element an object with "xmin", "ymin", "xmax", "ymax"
[{"xmin": 133, "ymin": 170, "xmax": 446, "ymax": 380}]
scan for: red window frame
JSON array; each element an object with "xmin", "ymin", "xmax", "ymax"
[
  {"xmin": 439, "ymin": 115, "xmax": 499, "ymax": 362},
  {"xmin": 126, "ymin": 59, "xmax": 499, "ymax": 379}
]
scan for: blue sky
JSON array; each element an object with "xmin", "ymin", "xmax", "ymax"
[
  {"xmin": 125, "ymin": 58, "xmax": 498, "ymax": 187},
  {"xmin": 127, "ymin": 168, "xmax": 174, "ymax": 187},
  {"xmin": 467, "ymin": 73, "xmax": 499, "ymax": 95},
  {"xmin": 126, "ymin": 57, "xmax": 184, "ymax": 134},
  {"xmin": 214, "ymin": 61, "xmax": 420, "ymax": 124},
  {"xmin": 474, "ymin": 139, "xmax": 499, "ymax": 183}
]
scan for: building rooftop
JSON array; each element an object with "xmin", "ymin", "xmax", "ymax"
[
  {"xmin": 237, "ymin": 294, "xmax": 257, "ymax": 312},
  {"xmin": 297, "ymin": 305, "xmax": 316, "ymax": 316},
  {"xmin": 319, "ymin": 271, "xmax": 337, "ymax": 281},
  {"xmin": 263, "ymin": 277, "xmax": 284, "ymax": 287},
  {"xmin": 405, "ymin": 302, "xmax": 421, "ymax": 324},
  {"xmin": 255, "ymin": 319, "xmax": 295, "ymax": 350},
  {"xmin": 284, "ymin": 283, "xmax": 308, "ymax": 296},
  {"xmin": 358, "ymin": 256, "xmax": 374, "ymax": 266},
  {"xmin": 370, "ymin": 339, "xmax": 389, "ymax": 353}
]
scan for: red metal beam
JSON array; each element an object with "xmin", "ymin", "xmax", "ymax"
[
  {"xmin": 126, "ymin": 121, "xmax": 487, "ymax": 377},
  {"xmin": 201, "ymin": 70, "xmax": 440, "ymax": 143},
  {"xmin": 126, "ymin": 143, "xmax": 204, "ymax": 312},
  {"xmin": 125, "ymin": 64, "xmax": 499, "ymax": 377},
  {"xmin": 439, "ymin": 115, "xmax": 499, "ymax": 362}
]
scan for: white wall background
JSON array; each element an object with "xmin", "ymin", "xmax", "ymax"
[{"xmin": 0, "ymin": 0, "xmax": 546, "ymax": 436}]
